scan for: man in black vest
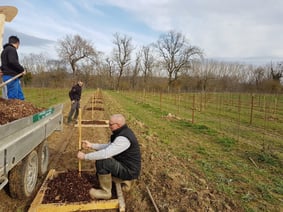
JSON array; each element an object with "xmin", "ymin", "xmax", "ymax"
[{"xmin": 77, "ymin": 114, "xmax": 141, "ymax": 200}]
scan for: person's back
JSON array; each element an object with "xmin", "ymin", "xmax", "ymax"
[
  {"xmin": 1, "ymin": 35, "xmax": 25, "ymax": 100},
  {"xmin": 1, "ymin": 36, "xmax": 24, "ymax": 77}
]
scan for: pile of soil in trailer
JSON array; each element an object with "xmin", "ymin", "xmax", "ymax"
[
  {"xmin": 42, "ymin": 170, "xmax": 117, "ymax": 203},
  {"xmin": 0, "ymin": 98, "xmax": 44, "ymax": 125}
]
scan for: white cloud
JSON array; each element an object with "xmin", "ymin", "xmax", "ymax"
[
  {"xmin": 2, "ymin": 0, "xmax": 283, "ymax": 63},
  {"xmin": 97, "ymin": 0, "xmax": 283, "ymax": 59}
]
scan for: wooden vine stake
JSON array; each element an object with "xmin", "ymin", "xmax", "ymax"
[
  {"xmin": 92, "ymin": 93, "xmax": 94, "ymax": 120},
  {"xmin": 78, "ymin": 108, "xmax": 82, "ymax": 176},
  {"xmin": 192, "ymin": 93, "xmax": 195, "ymax": 124}
]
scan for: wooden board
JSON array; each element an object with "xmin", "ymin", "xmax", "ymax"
[{"xmin": 28, "ymin": 169, "xmax": 125, "ymax": 212}]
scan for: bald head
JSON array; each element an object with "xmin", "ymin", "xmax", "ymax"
[{"xmin": 110, "ymin": 114, "xmax": 126, "ymax": 126}]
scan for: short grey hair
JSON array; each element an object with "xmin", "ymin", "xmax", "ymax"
[{"xmin": 110, "ymin": 114, "xmax": 126, "ymax": 125}]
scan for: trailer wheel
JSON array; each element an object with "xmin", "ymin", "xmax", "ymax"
[
  {"xmin": 37, "ymin": 141, "xmax": 49, "ymax": 176},
  {"xmin": 9, "ymin": 150, "xmax": 38, "ymax": 199}
]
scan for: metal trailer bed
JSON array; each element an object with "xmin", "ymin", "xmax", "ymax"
[{"xmin": 0, "ymin": 104, "xmax": 63, "ymax": 198}]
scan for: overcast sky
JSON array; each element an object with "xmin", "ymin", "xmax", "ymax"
[{"xmin": 1, "ymin": 0, "xmax": 283, "ymax": 65}]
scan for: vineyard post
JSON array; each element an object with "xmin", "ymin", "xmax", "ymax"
[
  {"xmin": 143, "ymin": 88, "xmax": 146, "ymax": 104},
  {"xmin": 273, "ymin": 94, "xmax": 278, "ymax": 118},
  {"xmin": 262, "ymin": 95, "xmax": 267, "ymax": 152},
  {"xmin": 218, "ymin": 93, "xmax": 222, "ymax": 131},
  {"xmin": 192, "ymin": 93, "xmax": 195, "ymax": 124},
  {"xmin": 204, "ymin": 92, "xmax": 207, "ymax": 109},
  {"xmin": 92, "ymin": 93, "xmax": 94, "ymax": 120},
  {"xmin": 78, "ymin": 108, "xmax": 82, "ymax": 176},
  {"xmin": 249, "ymin": 94, "xmax": 254, "ymax": 125},
  {"xmin": 200, "ymin": 92, "xmax": 203, "ymax": 112},
  {"xmin": 178, "ymin": 91, "xmax": 180, "ymax": 114},
  {"xmin": 237, "ymin": 94, "xmax": 241, "ymax": 141},
  {"xmin": 159, "ymin": 92, "xmax": 162, "ymax": 111}
]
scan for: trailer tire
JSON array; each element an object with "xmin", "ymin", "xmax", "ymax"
[
  {"xmin": 37, "ymin": 141, "xmax": 49, "ymax": 176},
  {"xmin": 9, "ymin": 150, "xmax": 38, "ymax": 199}
]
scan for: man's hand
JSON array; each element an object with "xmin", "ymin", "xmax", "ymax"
[
  {"xmin": 77, "ymin": 151, "xmax": 85, "ymax": 160},
  {"xmin": 81, "ymin": 140, "xmax": 92, "ymax": 149}
]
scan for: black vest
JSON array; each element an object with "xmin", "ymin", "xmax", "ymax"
[{"xmin": 110, "ymin": 124, "xmax": 141, "ymax": 179}]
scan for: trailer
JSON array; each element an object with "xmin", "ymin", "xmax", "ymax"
[{"xmin": 0, "ymin": 104, "xmax": 63, "ymax": 199}]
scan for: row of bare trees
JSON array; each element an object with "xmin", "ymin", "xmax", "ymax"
[{"xmin": 21, "ymin": 31, "xmax": 283, "ymax": 93}]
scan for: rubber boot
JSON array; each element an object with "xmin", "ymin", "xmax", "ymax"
[
  {"xmin": 112, "ymin": 176, "xmax": 133, "ymax": 192},
  {"xmin": 121, "ymin": 180, "xmax": 132, "ymax": 192},
  {"xmin": 89, "ymin": 174, "xmax": 112, "ymax": 200}
]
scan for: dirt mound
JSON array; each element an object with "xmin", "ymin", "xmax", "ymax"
[{"xmin": 0, "ymin": 98, "xmax": 44, "ymax": 125}]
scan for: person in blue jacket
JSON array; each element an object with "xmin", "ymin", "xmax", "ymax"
[{"xmin": 1, "ymin": 35, "xmax": 26, "ymax": 100}]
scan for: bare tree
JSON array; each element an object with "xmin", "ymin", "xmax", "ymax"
[
  {"xmin": 140, "ymin": 45, "xmax": 155, "ymax": 89},
  {"xmin": 57, "ymin": 34, "xmax": 96, "ymax": 78},
  {"xmin": 46, "ymin": 59, "xmax": 69, "ymax": 88},
  {"xmin": 252, "ymin": 66, "xmax": 266, "ymax": 89},
  {"xmin": 105, "ymin": 57, "xmax": 114, "ymax": 78},
  {"xmin": 112, "ymin": 33, "xmax": 133, "ymax": 90},
  {"xmin": 155, "ymin": 31, "xmax": 203, "ymax": 90},
  {"xmin": 104, "ymin": 57, "xmax": 115, "ymax": 89},
  {"xmin": 190, "ymin": 59, "xmax": 218, "ymax": 91},
  {"xmin": 130, "ymin": 52, "xmax": 141, "ymax": 89},
  {"xmin": 270, "ymin": 61, "xmax": 283, "ymax": 82},
  {"xmin": 22, "ymin": 53, "xmax": 48, "ymax": 87}
]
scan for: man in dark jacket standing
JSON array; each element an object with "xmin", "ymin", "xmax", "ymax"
[
  {"xmin": 67, "ymin": 80, "xmax": 83, "ymax": 123},
  {"xmin": 1, "ymin": 35, "xmax": 26, "ymax": 100},
  {"xmin": 77, "ymin": 114, "xmax": 141, "ymax": 200}
]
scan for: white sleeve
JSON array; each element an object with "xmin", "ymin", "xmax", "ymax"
[
  {"xmin": 91, "ymin": 143, "xmax": 109, "ymax": 150},
  {"xmin": 85, "ymin": 136, "xmax": 130, "ymax": 160}
]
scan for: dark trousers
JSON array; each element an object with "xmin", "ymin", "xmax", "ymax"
[
  {"xmin": 96, "ymin": 158, "xmax": 132, "ymax": 180},
  {"xmin": 67, "ymin": 100, "xmax": 79, "ymax": 123}
]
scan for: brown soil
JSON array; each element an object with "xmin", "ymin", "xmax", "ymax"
[
  {"xmin": 86, "ymin": 107, "xmax": 105, "ymax": 111},
  {"xmin": 81, "ymin": 120, "xmax": 108, "ymax": 125},
  {"xmin": 42, "ymin": 170, "xmax": 117, "ymax": 203},
  {"xmin": 0, "ymin": 91, "xmax": 244, "ymax": 212},
  {"xmin": 0, "ymin": 98, "xmax": 44, "ymax": 125}
]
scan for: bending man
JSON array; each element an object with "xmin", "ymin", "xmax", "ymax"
[{"xmin": 77, "ymin": 114, "xmax": 141, "ymax": 200}]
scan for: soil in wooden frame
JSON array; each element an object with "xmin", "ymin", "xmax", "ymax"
[
  {"xmin": 42, "ymin": 170, "xmax": 117, "ymax": 204},
  {"xmin": 86, "ymin": 107, "xmax": 104, "ymax": 111},
  {"xmin": 90, "ymin": 100, "xmax": 104, "ymax": 104},
  {"xmin": 81, "ymin": 120, "xmax": 108, "ymax": 125}
]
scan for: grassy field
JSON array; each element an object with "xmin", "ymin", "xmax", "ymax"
[
  {"xmin": 105, "ymin": 90, "xmax": 283, "ymax": 212},
  {"xmin": 1, "ymin": 88, "xmax": 282, "ymax": 211}
]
